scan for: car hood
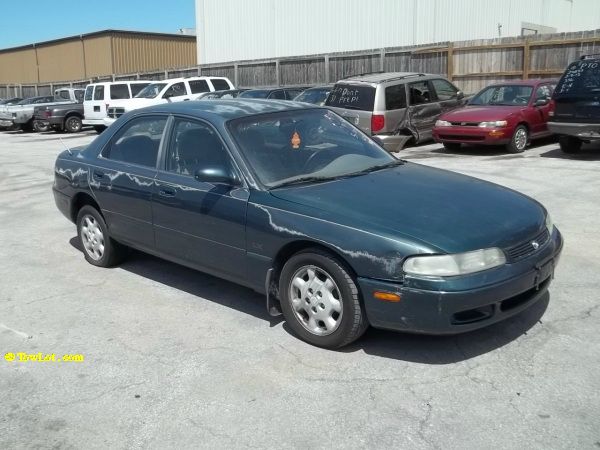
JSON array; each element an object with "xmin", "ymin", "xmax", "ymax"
[
  {"xmin": 109, "ymin": 98, "xmax": 160, "ymax": 109},
  {"xmin": 441, "ymin": 105, "xmax": 525, "ymax": 122},
  {"xmin": 269, "ymin": 163, "xmax": 546, "ymax": 253}
]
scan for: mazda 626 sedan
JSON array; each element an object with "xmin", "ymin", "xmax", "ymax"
[{"xmin": 53, "ymin": 100, "xmax": 563, "ymax": 348}]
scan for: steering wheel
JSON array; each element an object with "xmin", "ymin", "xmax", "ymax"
[
  {"xmin": 514, "ymin": 96, "xmax": 528, "ymax": 105},
  {"xmin": 303, "ymin": 150, "xmax": 333, "ymax": 172}
]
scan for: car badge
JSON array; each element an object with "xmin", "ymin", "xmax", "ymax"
[
  {"xmin": 291, "ymin": 131, "xmax": 301, "ymax": 149},
  {"xmin": 531, "ymin": 240, "xmax": 540, "ymax": 250},
  {"xmin": 461, "ymin": 122, "xmax": 467, "ymax": 126}
]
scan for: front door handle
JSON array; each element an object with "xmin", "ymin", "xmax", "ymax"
[{"xmin": 159, "ymin": 188, "xmax": 176, "ymax": 198}]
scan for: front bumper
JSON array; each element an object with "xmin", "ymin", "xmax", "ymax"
[
  {"xmin": 0, "ymin": 119, "xmax": 14, "ymax": 127},
  {"xmin": 433, "ymin": 126, "xmax": 511, "ymax": 145},
  {"xmin": 103, "ymin": 117, "xmax": 116, "ymax": 127},
  {"xmin": 548, "ymin": 121, "xmax": 600, "ymax": 140},
  {"xmin": 358, "ymin": 229, "xmax": 563, "ymax": 334},
  {"xmin": 376, "ymin": 134, "xmax": 414, "ymax": 152}
]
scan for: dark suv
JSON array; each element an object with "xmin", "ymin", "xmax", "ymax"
[
  {"xmin": 325, "ymin": 72, "xmax": 466, "ymax": 152},
  {"xmin": 549, "ymin": 55, "xmax": 600, "ymax": 153}
]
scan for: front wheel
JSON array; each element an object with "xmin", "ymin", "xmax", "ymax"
[
  {"xmin": 65, "ymin": 116, "xmax": 82, "ymax": 133},
  {"xmin": 279, "ymin": 249, "xmax": 368, "ymax": 348},
  {"xmin": 507, "ymin": 125, "xmax": 528, "ymax": 153},
  {"xmin": 33, "ymin": 121, "xmax": 49, "ymax": 132},
  {"xmin": 559, "ymin": 136, "xmax": 582, "ymax": 153},
  {"xmin": 76, "ymin": 205, "xmax": 126, "ymax": 267}
]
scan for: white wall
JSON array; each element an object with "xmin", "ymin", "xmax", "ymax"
[{"xmin": 196, "ymin": 0, "xmax": 600, "ymax": 64}]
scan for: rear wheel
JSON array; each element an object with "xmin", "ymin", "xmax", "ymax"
[
  {"xmin": 559, "ymin": 135, "xmax": 582, "ymax": 153},
  {"xmin": 65, "ymin": 116, "xmax": 82, "ymax": 133},
  {"xmin": 279, "ymin": 249, "xmax": 368, "ymax": 348},
  {"xmin": 506, "ymin": 125, "xmax": 528, "ymax": 153},
  {"xmin": 443, "ymin": 142, "xmax": 461, "ymax": 151},
  {"xmin": 76, "ymin": 205, "xmax": 126, "ymax": 267}
]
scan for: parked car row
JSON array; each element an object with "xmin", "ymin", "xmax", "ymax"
[{"xmin": 3, "ymin": 55, "xmax": 600, "ymax": 156}]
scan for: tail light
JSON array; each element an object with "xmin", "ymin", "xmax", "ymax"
[
  {"xmin": 548, "ymin": 99, "xmax": 555, "ymax": 118},
  {"xmin": 371, "ymin": 114, "xmax": 385, "ymax": 132}
]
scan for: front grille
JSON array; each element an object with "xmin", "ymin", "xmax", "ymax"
[
  {"xmin": 449, "ymin": 122, "xmax": 479, "ymax": 127},
  {"xmin": 506, "ymin": 228, "xmax": 550, "ymax": 261}
]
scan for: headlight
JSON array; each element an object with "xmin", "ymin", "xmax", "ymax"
[
  {"xmin": 545, "ymin": 213, "xmax": 554, "ymax": 234},
  {"xmin": 478, "ymin": 120, "xmax": 507, "ymax": 128},
  {"xmin": 435, "ymin": 120, "xmax": 452, "ymax": 127},
  {"xmin": 403, "ymin": 248, "xmax": 506, "ymax": 277}
]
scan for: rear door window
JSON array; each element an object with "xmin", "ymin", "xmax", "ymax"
[
  {"xmin": 210, "ymin": 79, "xmax": 230, "ymax": 91},
  {"xmin": 269, "ymin": 90, "xmax": 286, "ymax": 100},
  {"xmin": 110, "ymin": 84, "xmax": 130, "ymax": 100},
  {"xmin": 555, "ymin": 60, "xmax": 600, "ymax": 98},
  {"xmin": 130, "ymin": 83, "xmax": 150, "ymax": 97},
  {"xmin": 93, "ymin": 85, "xmax": 105, "ymax": 101},
  {"xmin": 408, "ymin": 81, "xmax": 432, "ymax": 105},
  {"xmin": 385, "ymin": 84, "xmax": 407, "ymax": 110},
  {"xmin": 325, "ymin": 84, "xmax": 376, "ymax": 111},
  {"xmin": 189, "ymin": 80, "xmax": 210, "ymax": 94},
  {"xmin": 104, "ymin": 116, "xmax": 167, "ymax": 167}
]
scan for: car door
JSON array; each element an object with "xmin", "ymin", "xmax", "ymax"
[
  {"xmin": 153, "ymin": 117, "xmax": 248, "ymax": 282},
  {"xmin": 92, "ymin": 115, "xmax": 168, "ymax": 251},
  {"xmin": 430, "ymin": 78, "xmax": 464, "ymax": 115},
  {"xmin": 162, "ymin": 82, "xmax": 190, "ymax": 103},
  {"xmin": 406, "ymin": 80, "xmax": 441, "ymax": 142},
  {"xmin": 530, "ymin": 83, "xmax": 554, "ymax": 136}
]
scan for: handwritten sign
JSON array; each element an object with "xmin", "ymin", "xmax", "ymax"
[{"xmin": 557, "ymin": 61, "xmax": 600, "ymax": 95}]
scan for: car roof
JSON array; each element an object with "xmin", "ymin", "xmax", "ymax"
[
  {"xmin": 138, "ymin": 98, "xmax": 315, "ymax": 122},
  {"xmin": 339, "ymin": 72, "xmax": 434, "ymax": 84},
  {"xmin": 486, "ymin": 79, "xmax": 558, "ymax": 87}
]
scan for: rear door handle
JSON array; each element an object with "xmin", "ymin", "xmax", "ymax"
[
  {"xmin": 93, "ymin": 170, "xmax": 105, "ymax": 180},
  {"xmin": 159, "ymin": 188, "xmax": 176, "ymax": 198}
]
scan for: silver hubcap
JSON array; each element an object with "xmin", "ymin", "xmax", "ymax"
[
  {"xmin": 514, "ymin": 128, "xmax": 527, "ymax": 150},
  {"xmin": 81, "ymin": 215, "xmax": 104, "ymax": 260},
  {"xmin": 69, "ymin": 118, "xmax": 80, "ymax": 130},
  {"xmin": 289, "ymin": 265, "xmax": 343, "ymax": 336}
]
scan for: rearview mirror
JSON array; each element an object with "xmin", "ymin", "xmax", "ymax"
[
  {"xmin": 194, "ymin": 167, "xmax": 239, "ymax": 185},
  {"xmin": 534, "ymin": 98, "xmax": 549, "ymax": 107}
]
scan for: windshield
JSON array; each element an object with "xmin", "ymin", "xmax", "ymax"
[
  {"xmin": 470, "ymin": 85, "xmax": 534, "ymax": 106},
  {"xmin": 228, "ymin": 109, "xmax": 396, "ymax": 188},
  {"xmin": 555, "ymin": 60, "xmax": 600, "ymax": 97},
  {"xmin": 239, "ymin": 90, "xmax": 270, "ymax": 99},
  {"xmin": 135, "ymin": 83, "xmax": 167, "ymax": 99},
  {"xmin": 294, "ymin": 88, "xmax": 331, "ymax": 105}
]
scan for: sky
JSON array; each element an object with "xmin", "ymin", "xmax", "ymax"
[{"xmin": 0, "ymin": 0, "xmax": 196, "ymax": 49}]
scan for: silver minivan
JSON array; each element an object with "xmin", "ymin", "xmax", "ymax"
[{"xmin": 325, "ymin": 72, "xmax": 466, "ymax": 152}]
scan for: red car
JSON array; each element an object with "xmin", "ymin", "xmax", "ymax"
[{"xmin": 433, "ymin": 80, "xmax": 557, "ymax": 153}]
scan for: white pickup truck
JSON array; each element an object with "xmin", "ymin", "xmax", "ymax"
[
  {"xmin": 0, "ymin": 88, "xmax": 84, "ymax": 131},
  {"xmin": 104, "ymin": 76, "xmax": 234, "ymax": 126}
]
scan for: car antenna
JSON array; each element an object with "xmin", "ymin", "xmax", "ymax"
[{"xmin": 59, "ymin": 136, "xmax": 72, "ymax": 155}]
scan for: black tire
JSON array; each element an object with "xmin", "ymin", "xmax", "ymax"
[
  {"xmin": 33, "ymin": 121, "xmax": 49, "ymax": 132},
  {"xmin": 21, "ymin": 120, "xmax": 35, "ymax": 133},
  {"xmin": 506, "ymin": 125, "xmax": 528, "ymax": 153},
  {"xmin": 443, "ymin": 142, "xmax": 461, "ymax": 151},
  {"xmin": 559, "ymin": 135, "xmax": 582, "ymax": 153},
  {"xmin": 279, "ymin": 249, "xmax": 368, "ymax": 349},
  {"xmin": 64, "ymin": 115, "xmax": 83, "ymax": 133},
  {"xmin": 94, "ymin": 125, "xmax": 107, "ymax": 134},
  {"xmin": 76, "ymin": 205, "xmax": 126, "ymax": 267}
]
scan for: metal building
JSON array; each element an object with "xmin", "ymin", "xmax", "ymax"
[
  {"xmin": 0, "ymin": 30, "xmax": 197, "ymax": 84},
  {"xmin": 196, "ymin": 0, "xmax": 600, "ymax": 64}
]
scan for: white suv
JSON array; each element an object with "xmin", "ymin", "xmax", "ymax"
[
  {"xmin": 83, "ymin": 81, "xmax": 152, "ymax": 132},
  {"xmin": 104, "ymin": 76, "xmax": 234, "ymax": 126}
]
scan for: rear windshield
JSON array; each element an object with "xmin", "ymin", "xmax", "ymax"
[
  {"xmin": 555, "ymin": 60, "xmax": 600, "ymax": 98},
  {"xmin": 239, "ymin": 90, "xmax": 270, "ymax": 99},
  {"xmin": 325, "ymin": 84, "xmax": 375, "ymax": 111},
  {"xmin": 211, "ymin": 79, "xmax": 231, "ymax": 90}
]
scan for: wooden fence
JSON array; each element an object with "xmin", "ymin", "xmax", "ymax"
[{"xmin": 2, "ymin": 29, "xmax": 600, "ymax": 100}]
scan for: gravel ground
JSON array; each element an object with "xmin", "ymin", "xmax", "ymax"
[{"xmin": 1, "ymin": 129, "xmax": 599, "ymax": 449}]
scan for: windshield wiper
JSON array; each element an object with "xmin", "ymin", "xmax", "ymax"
[
  {"xmin": 269, "ymin": 175, "xmax": 337, "ymax": 189},
  {"xmin": 343, "ymin": 159, "xmax": 406, "ymax": 177}
]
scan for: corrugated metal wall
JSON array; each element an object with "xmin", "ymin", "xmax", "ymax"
[
  {"xmin": 0, "ymin": 32, "xmax": 196, "ymax": 84},
  {"xmin": 112, "ymin": 33, "xmax": 196, "ymax": 75},
  {"xmin": 196, "ymin": 0, "xmax": 600, "ymax": 64}
]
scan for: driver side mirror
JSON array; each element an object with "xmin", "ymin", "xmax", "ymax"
[
  {"xmin": 194, "ymin": 167, "xmax": 239, "ymax": 186},
  {"xmin": 456, "ymin": 90, "xmax": 465, "ymax": 100},
  {"xmin": 534, "ymin": 98, "xmax": 549, "ymax": 107}
]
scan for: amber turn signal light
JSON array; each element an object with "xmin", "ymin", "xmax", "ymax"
[{"xmin": 373, "ymin": 291, "xmax": 401, "ymax": 302}]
